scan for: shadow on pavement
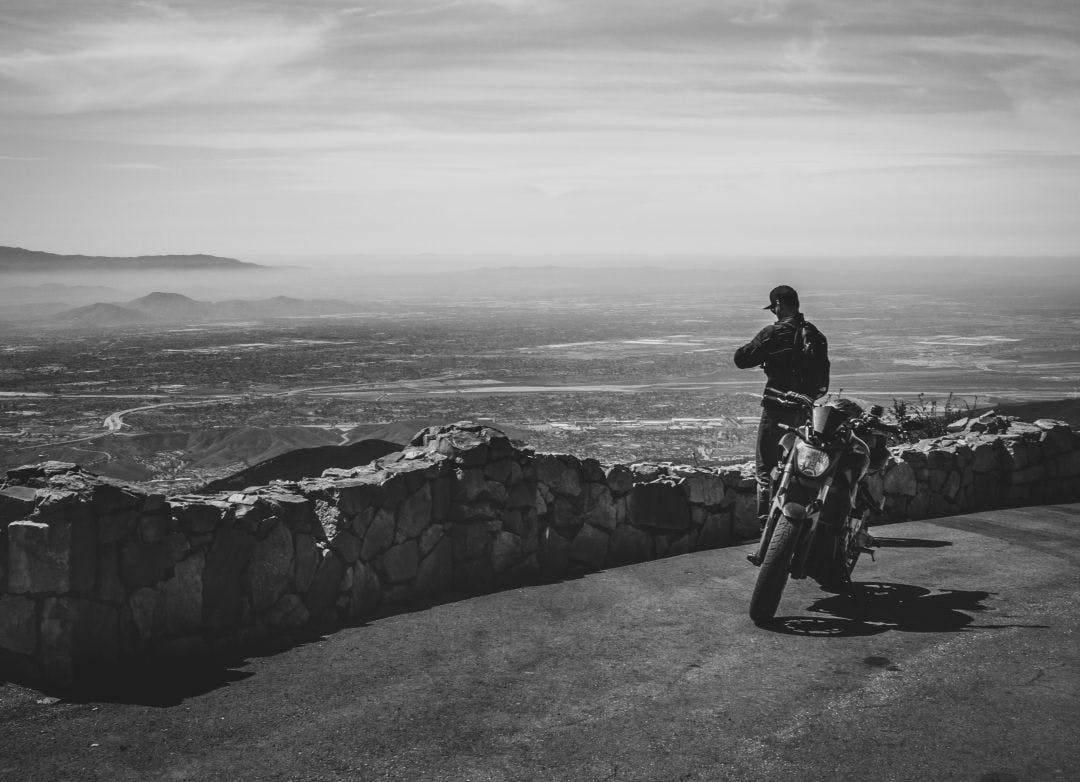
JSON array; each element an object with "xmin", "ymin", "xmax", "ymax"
[
  {"xmin": 770, "ymin": 581, "xmax": 1049, "ymax": 637},
  {"xmin": 873, "ymin": 537, "xmax": 953, "ymax": 548}
]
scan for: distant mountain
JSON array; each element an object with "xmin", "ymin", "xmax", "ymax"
[
  {"xmin": 127, "ymin": 291, "xmax": 206, "ymax": 320},
  {"xmin": 54, "ymin": 302, "xmax": 151, "ymax": 326},
  {"xmin": 51, "ymin": 291, "xmax": 356, "ymax": 325},
  {"xmin": 0, "ymin": 246, "xmax": 259, "ymax": 271}
]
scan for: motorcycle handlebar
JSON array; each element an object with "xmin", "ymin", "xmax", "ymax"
[{"xmin": 762, "ymin": 387, "xmax": 814, "ymax": 409}]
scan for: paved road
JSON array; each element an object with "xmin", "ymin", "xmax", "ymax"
[{"xmin": 3, "ymin": 505, "xmax": 1079, "ymax": 781}]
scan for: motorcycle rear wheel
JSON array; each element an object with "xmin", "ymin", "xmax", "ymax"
[{"xmin": 749, "ymin": 515, "xmax": 798, "ymax": 625}]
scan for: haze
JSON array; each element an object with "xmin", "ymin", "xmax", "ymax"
[{"xmin": 2, "ymin": 1, "xmax": 1079, "ymax": 260}]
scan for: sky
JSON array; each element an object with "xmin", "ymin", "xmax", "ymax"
[{"xmin": 1, "ymin": 0, "xmax": 1079, "ymax": 259}]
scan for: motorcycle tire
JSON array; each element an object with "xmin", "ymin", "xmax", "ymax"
[{"xmin": 749, "ymin": 515, "xmax": 798, "ymax": 625}]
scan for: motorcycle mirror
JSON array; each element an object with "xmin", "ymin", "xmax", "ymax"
[{"xmin": 870, "ymin": 405, "xmax": 884, "ymax": 417}]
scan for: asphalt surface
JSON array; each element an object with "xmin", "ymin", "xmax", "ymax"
[{"xmin": 2, "ymin": 504, "xmax": 1079, "ymax": 781}]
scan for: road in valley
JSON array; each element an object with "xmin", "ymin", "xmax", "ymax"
[{"xmin": 2, "ymin": 504, "xmax": 1078, "ymax": 780}]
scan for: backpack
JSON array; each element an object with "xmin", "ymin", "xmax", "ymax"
[{"xmin": 793, "ymin": 321, "xmax": 830, "ymax": 399}]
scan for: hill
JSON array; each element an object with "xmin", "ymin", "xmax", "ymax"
[
  {"xmin": 54, "ymin": 302, "xmax": 150, "ymax": 326},
  {"xmin": 49, "ymin": 291, "xmax": 356, "ymax": 325},
  {"xmin": 0, "ymin": 246, "xmax": 258, "ymax": 271},
  {"xmin": 198, "ymin": 438, "xmax": 402, "ymax": 492}
]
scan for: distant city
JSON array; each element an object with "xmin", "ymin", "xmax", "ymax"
[{"xmin": 1, "ymin": 249, "xmax": 1078, "ymax": 490}]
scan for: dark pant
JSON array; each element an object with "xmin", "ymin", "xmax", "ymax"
[{"xmin": 755, "ymin": 405, "xmax": 805, "ymax": 520}]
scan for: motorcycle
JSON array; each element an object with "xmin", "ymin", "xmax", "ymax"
[{"xmin": 747, "ymin": 388, "xmax": 909, "ymax": 625}]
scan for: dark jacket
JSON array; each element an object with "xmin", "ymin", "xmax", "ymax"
[{"xmin": 734, "ymin": 313, "xmax": 807, "ymax": 407}]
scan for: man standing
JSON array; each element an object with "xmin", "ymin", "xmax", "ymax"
[{"xmin": 733, "ymin": 285, "xmax": 829, "ymax": 527}]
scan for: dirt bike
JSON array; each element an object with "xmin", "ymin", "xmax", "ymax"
[{"xmin": 747, "ymin": 388, "xmax": 909, "ymax": 625}]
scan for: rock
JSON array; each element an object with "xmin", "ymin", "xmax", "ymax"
[
  {"xmin": 349, "ymin": 562, "xmax": 382, "ymax": 619},
  {"xmin": 40, "ymin": 597, "xmax": 119, "ymax": 682},
  {"xmin": 416, "ymin": 538, "xmax": 451, "ymax": 595},
  {"xmin": 138, "ymin": 513, "xmax": 169, "ymax": 545},
  {"xmin": 1038, "ymin": 423, "xmax": 1074, "ymax": 455},
  {"xmin": 97, "ymin": 544, "xmax": 124, "ymax": 603},
  {"xmin": 313, "ymin": 499, "xmax": 343, "ymax": 541},
  {"xmin": 1052, "ymin": 450, "xmax": 1080, "ymax": 478},
  {"xmin": 292, "ymin": 533, "xmax": 320, "ymax": 592},
  {"xmin": 971, "ymin": 439, "xmax": 1002, "ymax": 473},
  {"xmin": 0, "ymin": 486, "xmax": 37, "ymax": 524},
  {"xmin": 202, "ymin": 527, "xmax": 255, "ymax": 627},
  {"xmin": 735, "ymin": 464, "xmax": 758, "ymax": 490},
  {"xmin": 360, "ymin": 508, "xmax": 396, "ymax": 561},
  {"xmin": 568, "ymin": 523, "xmax": 608, "ymax": 569},
  {"xmin": 88, "ymin": 482, "xmax": 143, "ymax": 514},
  {"xmin": 382, "ymin": 541, "xmax": 419, "ymax": 583},
  {"xmin": 170, "ymin": 500, "xmax": 227, "ymax": 533},
  {"xmin": 731, "ymin": 491, "xmax": 758, "ymax": 539},
  {"xmin": 304, "ymin": 549, "xmax": 345, "ymax": 616},
  {"xmin": 396, "ymin": 484, "xmax": 433, "ymax": 541},
  {"xmin": 334, "ymin": 482, "xmax": 379, "ymax": 515},
  {"xmin": 491, "ymin": 531, "xmax": 522, "ymax": 574},
  {"xmin": 452, "ymin": 468, "xmax": 486, "ymax": 503},
  {"xmin": 268, "ymin": 594, "xmax": 309, "ymax": 630},
  {"xmin": 327, "ymin": 528, "xmax": 361, "ymax": 564},
  {"xmin": 507, "ymin": 480, "xmax": 533, "ymax": 509},
  {"xmin": 697, "ymin": 512, "xmax": 732, "ymax": 549},
  {"xmin": 1003, "ymin": 442, "xmax": 1029, "ymax": 471},
  {"xmin": 452, "ymin": 523, "xmax": 489, "ymax": 563},
  {"xmin": 907, "ymin": 491, "xmax": 930, "ymax": 520},
  {"xmin": 604, "ymin": 464, "xmax": 634, "ymax": 495},
  {"xmin": 608, "ymin": 524, "xmax": 652, "ymax": 565},
  {"xmin": 1009, "ymin": 465, "xmax": 1046, "ymax": 485},
  {"xmin": 413, "ymin": 524, "xmax": 441, "ymax": 556},
  {"xmin": 128, "ymin": 587, "xmax": 163, "ymax": 642},
  {"xmin": 883, "ymin": 460, "xmax": 917, "ymax": 496},
  {"xmin": 927, "ymin": 448, "xmax": 957, "ymax": 472},
  {"xmin": 946, "ymin": 417, "xmax": 969, "ymax": 433},
  {"xmin": 536, "ymin": 527, "xmax": 567, "ymax": 577},
  {"xmin": 484, "ymin": 458, "xmax": 514, "ymax": 484},
  {"xmin": 8, "ymin": 520, "xmax": 70, "ymax": 594},
  {"xmin": 668, "ymin": 533, "xmax": 694, "ymax": 556},
  {"xmin": 246, "ymin": 524, "xmax": 293, "ymax": 613},
  {"xmin": 534, "ymin": 454, "xmax": 583, "ymax": 497},
  {"xmin": 163, "ymin": 552, "xmax": 204, "ymax": 633},
  {"xmin": 583, "ymin": 494, "xmax": 617, "ymax": 531},
  {"xmin": 630, "ymin": 481, "xmax": 690, "ymax": 530},
  {"xmin": 943, "ymin": 470, "xmax": 962, "ymax": 499},
  {"xmin": 681, "ymin": 472, "xmax": 727, "ymax": 506},
  {"xmin": 0, "ymin": 594, "xmax": 38, "ymax": 655}
]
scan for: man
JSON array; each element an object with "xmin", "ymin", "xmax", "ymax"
[{"xmin": 733, "ymin": 285, "xmax": 829, "ymax": 527}]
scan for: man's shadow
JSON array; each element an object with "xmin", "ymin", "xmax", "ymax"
[{"xmin": 767, "ymin": 582, "xmax": 1048, "ymax": 637}]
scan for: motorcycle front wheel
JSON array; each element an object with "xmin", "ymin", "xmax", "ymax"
[{"xmin": 749, "ymin": 515, "xmax": 799, "ymax": 625}]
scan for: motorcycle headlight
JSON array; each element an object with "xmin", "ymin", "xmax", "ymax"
[{"xmin": 794, "ymin": 441, "xmax": 831, "ymax": 478}]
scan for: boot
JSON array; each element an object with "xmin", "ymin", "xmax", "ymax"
[{"xmin": 756, "ymin": 485, "xmax": 771, "ymax": 530}]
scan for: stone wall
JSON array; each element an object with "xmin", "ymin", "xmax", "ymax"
[{"xmin": 2, "ymin": 416, "xmax": 1079, "ymax": 686}]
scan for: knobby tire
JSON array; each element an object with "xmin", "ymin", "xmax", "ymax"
[{"xmin": 749, "ymin": 515, "xmax": 798, "ymax": 625}]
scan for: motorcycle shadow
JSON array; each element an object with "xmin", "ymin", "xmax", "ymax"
[
  {"xmin": 872, "ymin": 537, "xmax": 953, "ymax": 549},
  {"xmin": 768, "ymin": 582, "xmax": 996, "ymax": 637}
]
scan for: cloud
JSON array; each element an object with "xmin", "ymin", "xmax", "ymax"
[
  {"xmin": 0, "ymin": 6, "xmax": 335, "ymax": 114},
  {"xmin": 2, "ymin": 0, "xmax": 1077, "ymax": 128},
  {"xmin": 98, "ymin": 162, "xmax": 165, "ymax": 170}
]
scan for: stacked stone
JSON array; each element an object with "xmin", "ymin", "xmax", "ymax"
[
  {"xmin": 407, "ymin": 421, "xmax": 540, "ymax": 592},
  {"xmin": 531, "ymin": 456, "xmax": 761, "ymax": 578},
  {"xmin": 876, "ymin": 416, "xmax": 1080, "ymax": 522},
  {"xmin": 0, "ymin": 463, "xmax": 170, "ymax": 682},
  {"xmin": 5, "ymin": 417, "xmax": 1080, "ymax": 686}
]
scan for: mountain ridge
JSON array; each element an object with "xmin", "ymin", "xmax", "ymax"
[
  {"xmin": 53, "ymin": 291, "xmax": 357, "ymax": 326},
  {"xmin": 0, "ymin": 246, "xmax": 259, "ymax": 271}
]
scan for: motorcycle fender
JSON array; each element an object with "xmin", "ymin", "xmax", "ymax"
[{"xmin": 782, "ymin": 502, "xmax": 809, "ymax": 521}]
